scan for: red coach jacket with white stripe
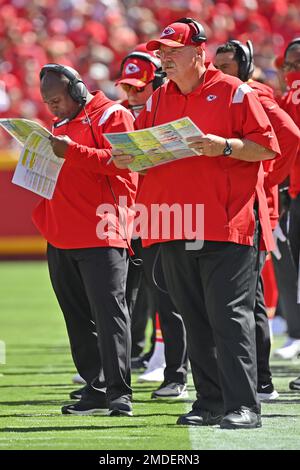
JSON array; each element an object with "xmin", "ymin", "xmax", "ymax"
[
  {"xmin": 135, "ymin": 64, "xmax": 280, "ymax": 251},
  {"xmin": 32, "ymin": 91, "xmax": 138, "ymax": 249}
]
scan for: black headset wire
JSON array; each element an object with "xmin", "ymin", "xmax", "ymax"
[{"xmin": 83, "ymin": 107, "xmax": 143, "ymax": 267}]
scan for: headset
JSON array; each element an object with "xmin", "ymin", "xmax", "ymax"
[
  {"xmin": 120, "ymin": 52, "xmax": 166, "ymax": 91},
  {"xmin": 40, "ymin": 63, "xmax": 88, "ymax": 106},
  {"xmin": 284, "ymin": 38, "xmax": 300, "ymax": 57},
  {"xmin": 229, "ymin": 39, "xmax": 254, "ymax": 82},
  {"xmin": 176, "ymin": 17, "xmax": 207, "ymax": 44}
]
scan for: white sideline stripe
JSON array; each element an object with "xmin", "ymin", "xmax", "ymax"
[
  {"xmin": 184, "ymin": 399, "xmax": 201, "ymax": 450},
  {"xmin": 98, "ymin": 104, "xmax": 133, "ymax": 126},
  {"xmin": 232, "ymin": 83, "xmax": 252, "ymax": 103}
]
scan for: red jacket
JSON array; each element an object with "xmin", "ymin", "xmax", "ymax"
[
  {"xmin": 280, "ymin": 71, "xmax": 300, "ymax": 198},
  {"xmin": 135, "ymin": 64, "xmax": 280, "ymax": 250},
  {"xmin": 32, "ymin": 91, "xmax": 138, "ymax": 249},
  {"xmin": 249, "ymin": 80, "xmax": 300, "ymax": 228}
]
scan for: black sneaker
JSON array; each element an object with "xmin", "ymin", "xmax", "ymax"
[
  {"xmin": 69, "ymin": 384, "xmax": 89, "ymax": 400},
  {"xmin": 289, "ymin": 376, "xmax": 300, "ymax": 390},
  {"xmin": 131, "ymin": 356, "xmax": 147, "ymax": 370},
  {"xmin": 108, "ymin": 397, "xmax": 133, "ymax": 417},
  {"xmin": 61, "ymin": 395, "xmax": 108, "ymax": 415},
  {"xmin": 220, "ymin": 407, "xmax": 262, "ymax": 429},
  {"xmin": 177, "ymin": 409, "xmax": 223, "ymax": 426},
  {"xmin": 257, "ymin": 383, "xmax": 279, "ymax": 401}
]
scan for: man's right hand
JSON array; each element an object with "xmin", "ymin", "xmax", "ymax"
[
  {"xmin": 112, "ymin": 149, "xmax": 135, "ymax": 169},
  {"xmin": 49, "ymin": 135, "xmax": 72, "ymax": 158}
]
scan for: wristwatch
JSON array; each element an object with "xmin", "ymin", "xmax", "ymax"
[{"xmin": 222, "ymin": 139, "xmax": 233, "ymax": 157}]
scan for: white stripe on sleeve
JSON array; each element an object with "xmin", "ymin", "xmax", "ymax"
[
  {"xmin": 232, "ymin": 83, "xmax": 252, "ymax": 104},
  {"xmin": 98, "ymin": 103, "xmax": 134, "ymax": 126}
]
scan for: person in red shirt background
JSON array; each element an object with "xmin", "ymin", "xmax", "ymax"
[
  {"xmin": 115, "ymin": 47, "xmax": 188, "ymax": 399},
  {"xmin": 278, "ymin": 39, "xmax": 300, "ymax": 390},
  {"xmin": 214, "ymin": 39, "xmax": 300, "ymax": 402},
  {"xmin": 36, "ymin": 64, "xmax": 138, "ymax": 417},
  {"xmin": 113, "ymin": 18, "xmax": 280, "ymax": 429}
]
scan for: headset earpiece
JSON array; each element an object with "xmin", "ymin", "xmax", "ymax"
[
  {"xmin": 120, "ymin": 52, "xmax": 166, "ymax": 91},
  {"xmin": 284, "ymin": 38, "xmax": 300, "ymax": 57},
  {"xmin": 40, "ymin": 64, "xmax": 87, "ymax": 106},
  {"xmin": 229, "ymin": 40, "xmax": 254, "ymax": 82},
  {"xmin": 176, "ymin": 17, "xmax": 207, "ymax": 44}
]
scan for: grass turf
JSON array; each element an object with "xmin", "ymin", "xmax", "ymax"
[{"xmin": 0, "ymin": 261, "xmax": 300, "ymax": 450}]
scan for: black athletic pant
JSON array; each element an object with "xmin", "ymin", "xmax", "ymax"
[
  {"xmin": 272, "ymin": 208, "xmax": 300, "ymax": 339},
  {"xmin": 255, "ymin": 251, "xmax": 272, "ymax": 386},
  {"xmin": 126, "ymin": 238, "xmax": 155, "ymax": 358},
  {"xmin": 47, "ymin": 244, "xmax": 132, "ymax": 403},
  {"xmin": 161, "ymin": 239, "xmax": 260, "ymax": 415},
  {"xmin": 136, "ymin": 242, "xmax": 188, "ymax": 385}
]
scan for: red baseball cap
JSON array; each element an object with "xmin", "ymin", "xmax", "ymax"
[
  {"xmin": 115, "ymin": 56, "xmax": 156, "ymax": 88},
  {"xmin": 146, "ymin": 22, "xmax": 204, "ymax": 51}
]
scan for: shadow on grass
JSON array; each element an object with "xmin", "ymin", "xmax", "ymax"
[
  {"xmin": 0, "ymin": 384, "xmax": 74, "ymax": 388},
  {"xmin": 0, "ymin": 399, "xmax": 64, "ymax": 406},
  {"xmin": 271, "ymin": 365, "xmax": 300, "ymax": 377},
  {"xmin": 133, "ymin": 398, "xmax": 193, "ymax": 404},
  {"xmin": 3, "ymin": 371, "xmax": 74, "ymax": 376},
  {"xmin": 0, "ymin": 424, "xmax": 149, "ymax": 433}
]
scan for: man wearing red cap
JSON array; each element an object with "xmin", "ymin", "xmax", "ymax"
[
  {"xmin": 112, "ymin": 18, "xmax": 280, "ymax": 429},
  {"xmin": 277, "ymin": 39, "xmax": 300, "ymax": 389},
  {"xmin": 116, "ymin": 48, "xmax": 163, "ymax": 118},
  {"xmin": 116, "ymin": 47, "xmax": 189, "ymax": 399},
  {"xmin": 214, "ymin": 40, "xmax": 300, "ymax": 402}
]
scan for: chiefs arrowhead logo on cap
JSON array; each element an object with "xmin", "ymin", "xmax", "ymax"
[
  {"xmin": 125, "ymin": 63, "xmax": 141, "ymax": 75},
  {"xmin": 161, "ymin": 27, "xmax": 176, "ymax": 38}
]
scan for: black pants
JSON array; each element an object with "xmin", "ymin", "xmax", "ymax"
[
  {"xmin": 136, "ymin": 242, "xmax": 188, "ymax": 385},
  {"xmin": 47, "ymin": 244, "xmax": 132, "ymax": 403},
  {"xmin": 255, "ymin": 251, "xmax": 272, "ymax": 385},
  {"xmin": 272, "ymin": 208, "xmax": 300, "ymax": 338},
  {"xmin": 126, "ymin": 238, "xmax": 155, "ymax": 358},
  {"xmin": 161, "ymin": 239, "xmax": 260, "ymax": 415}
]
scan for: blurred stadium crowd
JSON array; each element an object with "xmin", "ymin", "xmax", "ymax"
[{"xmin": 0, "ymin": 0, "xmax": 300, "ymax": 147}]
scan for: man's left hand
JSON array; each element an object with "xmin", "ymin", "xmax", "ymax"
[
  {"xmin": 186, "ymin": 134, "xmax": 226, "ymax": 157},
  {"xmin": 49, "ymin": 135, "xmax": 73, "ymax": 158}
]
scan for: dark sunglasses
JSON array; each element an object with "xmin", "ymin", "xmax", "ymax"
[{"xmin": 120, "ymin": 82, "xmax": 150, "ymax": 93}]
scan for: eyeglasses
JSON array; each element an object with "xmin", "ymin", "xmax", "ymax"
[
  {"xmin": 154, "ymin": 48, "xmax": 182, "ymax": 59},
  {"xmin": 120, "ymin": 83, "xmax": 150, "ymax": 93},
  {"xmin": 282, "ymin": 60, "xmax": 300, "ymax": 71}
]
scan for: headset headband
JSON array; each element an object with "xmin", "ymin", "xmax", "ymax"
[
  {"xmin": 40, "ymin": 63, "xmax": 87, "ymax": 105},
  {"xmin": 176, "ymin": 17, "xmax": 207, "ymax": 43}
]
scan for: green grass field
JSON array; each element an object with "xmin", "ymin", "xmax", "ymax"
[{"xmin": 0, "ymin": 261, "xmax": 300, "ymax": 450}]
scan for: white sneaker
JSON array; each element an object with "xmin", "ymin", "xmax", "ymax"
[
  {"xmin": 151, "ymin": 382, "xmax": 188, "ymax": 399},
  {"xmin": 258, "ymin": 390, "xmax": 280, "ymax": 401},
  {"xmin": 72, "ymin": 373, "xmax": 86, "ymax": 385},
  {"xmin": 138, "ymin": 367, "xmax": 165, "ymax": 383},
  {"xmin": 273, "ymin": 338, "xmax": 300, "ymax": 360}
]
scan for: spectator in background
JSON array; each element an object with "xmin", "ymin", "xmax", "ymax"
[{"xmin": 1, "ymin": 0, "xmax": 299, "ymax": 151}]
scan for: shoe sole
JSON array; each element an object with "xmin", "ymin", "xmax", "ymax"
[
  {"xmin": 62, "ymin": 408, "xmax": 108, "ymax": 415},
  {"xmin": 258, "ymin": 391, "xmax": 279, "ymax": 401},
  {"xmin": 151, "ymin": 391, "xmax": 189, "ymax": 400},
  {"xmin": 220, "ymin": 422, "xmax": 262, "ymax": 429},
  {"xmin": 108, "ymin": 409, "xmax": 133, "ymax": 417},
  {"xmin": 289, "ymin": 385, "xmax": 300, "ymax": 391},
  {"xmin": 177, "ymin": 416, "xmax": 222, "ymax": 426}
]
